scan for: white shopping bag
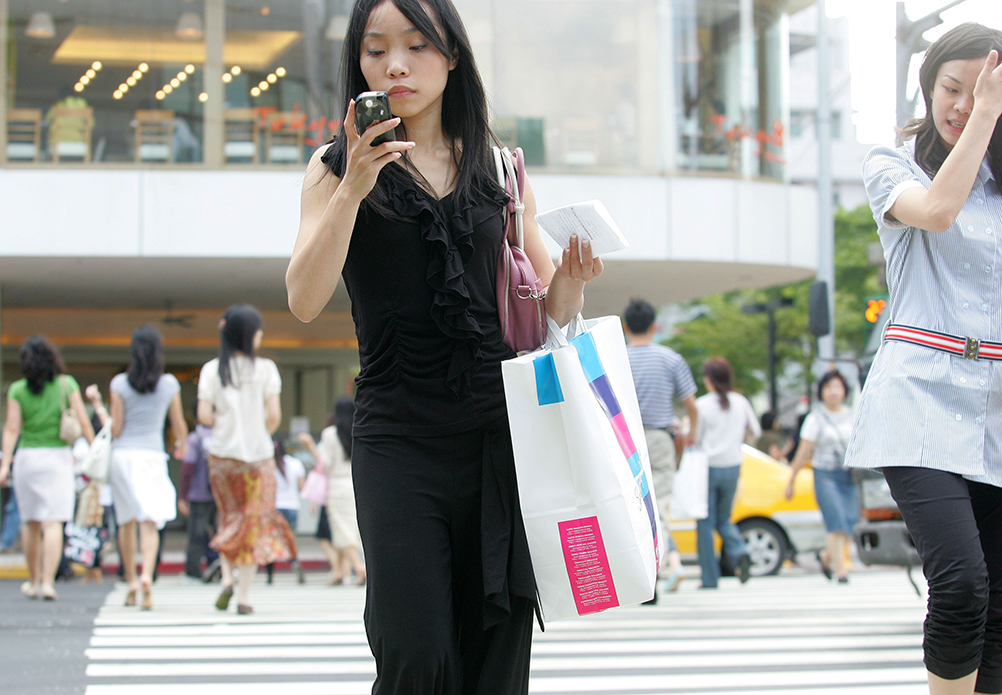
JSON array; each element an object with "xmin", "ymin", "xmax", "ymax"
[
  {"xmin": 670, "ymin": 447, "xmax": 709, "ymax": 521},
  {"xmin": 502, "ymin": 315, "xmax": 664, "ymax": 622}
]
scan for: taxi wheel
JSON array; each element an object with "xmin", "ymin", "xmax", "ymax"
[{"xmin": 738, "ymin": 518, "xmax": 789, "ymax": 576}]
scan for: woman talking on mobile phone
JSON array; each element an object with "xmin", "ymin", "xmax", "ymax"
[
  {"xmin": 845, "ymin": 23, "xmax": 1002, "ymax": 695},
  {"xmin": 285, "ymin": 0, "xmax": 602, "ymax": 691}
]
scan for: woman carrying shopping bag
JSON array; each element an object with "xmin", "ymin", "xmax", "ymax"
[
  {"xmin": 88, "ymin": 325, "xmax": 188, "ymax": 610},
  {"xmin": 198, "ymin": 304, "xmax": 296, "ymax": 616},
  {"xmin": 286, "ymin": 0, "xmax": 601, "ymax": 689},
  {"xmin": 694, "ymin": 357, "xmax": 759, "ymax": 589},
  {"xmin": 0, "ymin": 335, "xmax": 95, "ymax": 601}
]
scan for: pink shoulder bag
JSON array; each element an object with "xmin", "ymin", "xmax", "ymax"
[{"xmin": 494, "ymin": 146, "xmax": 547, "ymax": 355}]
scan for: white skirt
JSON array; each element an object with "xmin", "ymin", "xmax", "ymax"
[
  {"xmin": 108, "ymin": 449, "xmax": 177, "ymax": 529},
  {"xmin": 326, "ymin": 475, "xmax": 361, "ymax": 549},
  {"xmin": 12, "ymin": 447, "xmax": 75, "ymax": 522}
]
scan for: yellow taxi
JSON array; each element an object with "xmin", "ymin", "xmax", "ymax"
[{"xmin": 671, "ymin": 445, "xmax": 826, "ymax": 576}]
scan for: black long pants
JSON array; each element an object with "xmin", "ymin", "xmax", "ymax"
[
  {"xmin": 883, "ymin": 467, "xmax": 1002, "ymax": 693},
  {"xmin": 353, "ymin": 430, "xmax": 534, "ymax": 695},
  {"xmin": 183, "ymin": 500, "xmax": 218, "ymax": 579}
]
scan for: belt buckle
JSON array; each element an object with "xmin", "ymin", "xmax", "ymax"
[{"xmin": 964, "ymin": 336, "xmax": 981, "ymax": 359}]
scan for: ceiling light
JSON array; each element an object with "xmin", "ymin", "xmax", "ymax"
[
  {"xmin": 222, "ymin": 73, "xmax": 232, "ymax": 83},
  {"xmin": 266, "ymin": 73, "xmax": 277, "ymax": 83},
  {"xmin": 275, "ymin": 67, "xmax": 286, "ymax": 77},
  {"xmin": 156, "ymin": 90, "xmax": 166, "ymax": 100},
  {"xmin": 113, "ymin": 90, "xmax": 123, "ymax": 99},
  {"xmin": 175, "ymin": 11, "xmax": 204, "ymax": 40},
  {"xmin": 198, "ymin": 92, "xmax": 208, "ymax": 102},
  {"xmin": 325, "ymin": 14, "xmax": 349, "ymax": 41},
  {"xmin": 126, "ymin": 76, "xmax": 137, "ymax": 86},
  {"xmin": 132, "ymin": 70, "xmax": 142, "ymax": 80},
  {"xmin": 261, "ymin": 6, "xmax": 270, "ymax": 16},
  {"xmin": 177, "ymin": 73, "xmax": 187, "ymax": 82},
  {"xmin": 250, "ymin": 87, "xmax": 261, "ymax": 97},
  {"xmin": 119, "ymin": 83, "xmax": 128, "ymax": 91},
  {"xmin": 230, "ymin": 66, "xmax": 242, "ymax": 75},
  {"xmin": 25, "ymin": 12, "xmax": 56, "ymax": 39},
  {"xmin": 163, "ymin": 84, "xmax": 173, "ymax": 94},
  {"xmin": 170, "ymin": 78, "xmax": 181, "ymax": 88},
  {"xmin": 74, "ymin": 83, "xmax": 85, "ymax": 92},
  {"xmin": 86, "ymin": 69, "xmax": 96, "ymax": 78},
  {"xmin": 80, "ymin": 75, "xmax": 90, "ymax": 85},
  {"xmin": 139, "ymin": 63, "xmax": 149, "ymax": 73},
  {"xmin": 185, "ymin": 64, "xmax": 195, "ymax": 74},
  {"xmin": 92, "ymin": 61, "xmax": 102, "ymax": 71}
]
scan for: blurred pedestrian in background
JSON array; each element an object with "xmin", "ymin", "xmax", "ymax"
[
  {"xmin": 178, "ymin": 400, "xmax": 220, "ymax": 583},
  {"xmin": 298, "ymin": 397, "xmax": 365, "ymax": 586},
  {"xmin": 755, "ymin": 410, "xmax": 791, "ymax": 463},
  {"xmin": 847, "ymin": 23, "xmax": 1002, "ymax": 695},
  {"xmin": 267, "ymin": 437, "xmax": 306, "ymax": 584},
  {"xmin": 786, "ymin": 370, "xmax": 858, "ymax": 584},
  {"xmin": 88, "ymin": 325, "xmax": 188, "ymax": 610},
  {"xmin": 0, "ymin": 335, "xmax": 95, "ymax": 601},
  {"xmin": 695, "ymin": 357, "xmax": 759, "ymax": 589},
  {"xmin": 198, "ymin": 304, "xmax": 296, "ymax": 615},
  {"xmin": 623, "ymin": 299, "xmax": 698, "ymax": 599}
]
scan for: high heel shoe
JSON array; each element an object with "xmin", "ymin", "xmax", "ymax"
[{"xmin": 816, "ymin": 551, "xmax": 834, "ymax": 581}]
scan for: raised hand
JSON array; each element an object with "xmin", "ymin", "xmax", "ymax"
[
  {"xmin": 340, "ymin": 99, "xmax": 415, "ymax": 201},
  {"xmin": 974, "ymin": 49, "xmax": 1002, "ymax": 120}
]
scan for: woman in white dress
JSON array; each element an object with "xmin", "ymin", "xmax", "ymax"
[
  {"xmin": 89, "ymin": 325, "xmax": 188, "ymax": 610},
  {"xmin": 0, "ymin": 335, "xmax": 94, "ymax": 601}
]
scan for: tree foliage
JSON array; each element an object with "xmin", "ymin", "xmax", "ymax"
[{"xmin": 665, "ymin": 203, "xmax": 880, "ymax": 401}]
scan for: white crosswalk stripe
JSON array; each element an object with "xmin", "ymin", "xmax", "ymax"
[{"xmin": 84, "ymin": 570, "xmax": 929, "ymax": 695}]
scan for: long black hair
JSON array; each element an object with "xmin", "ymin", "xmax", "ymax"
[
  {"xmin": 327, "ymin": 0, "xmax": 499, "ymax": 217},
  {"xmin": 127, "ymin": 324, "xmax": 164, "ymax": 394},
  {"xmin": 217, "ymin": 304, "xmax": 263, "ymax": 388},
  {"xmin": 19, "ymin": 335, "xmax": 65, "ymax": 395},
  {"xmin": 703, "ymin": 357, "xmax": 733, "ymax": 411},
  {"xmin": 900, "ymin": 22, "xmax": 1002, "ymax": 192}
]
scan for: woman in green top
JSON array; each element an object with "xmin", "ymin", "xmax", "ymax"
[{"xmin": 0, "ymin": 335, "xmax": 94, "ymax": 601}]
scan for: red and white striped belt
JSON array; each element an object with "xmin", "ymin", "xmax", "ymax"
[{"xmin": 884, "ymin": 324, "xmax": 1002, "ymax": 361}]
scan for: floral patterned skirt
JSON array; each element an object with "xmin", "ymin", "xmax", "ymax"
[{"xmin": 208, "ymin": 455, "xmax": 297, "ymax": 565}]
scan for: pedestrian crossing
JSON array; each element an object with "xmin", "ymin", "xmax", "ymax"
[{"xmin": 83, "ymin": 570, "xmax": 928, "ymax": 695}]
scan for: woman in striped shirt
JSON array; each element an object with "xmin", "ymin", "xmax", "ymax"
[{"xmin": 846, "ymin": 23, "xmax": 1002, "ymax": 695}]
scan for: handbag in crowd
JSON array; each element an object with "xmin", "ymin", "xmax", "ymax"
[
  {"xmin": 59, "ymin": 376, "xmax": 83, "ymax": 445},
  {"xmin": 502, "ymin": 314, "xmax": 663, "ymax": 621},
  {"xmin": 300, "ymin": 459, "xmax": 328, "ymax": 505},
  {"xmin": 494, "ymin": 145, "xmax": 547, "ymax": 355},
  {"xmin": 79, "ymin": 421, "xmax": 113, "ymax": 481},
  {"xmin": 74, "ymin": 481, "xmax": 105, "ymax": 528}
]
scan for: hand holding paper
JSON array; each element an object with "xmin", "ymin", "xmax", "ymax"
[{"xmin": 535, "ymin": 200, "xmax": 629, "ymax": 257}]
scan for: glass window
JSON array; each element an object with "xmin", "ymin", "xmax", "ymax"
[
  {"xmin": 7, "ymin": 0, "xmax": 207, "ymax": 164},
  {"xmin": 489, "ymin": 0, "xmax": 643, "ymax": 171},
  {"xmin": 673, "ymin": 0, "xmax": 786, "ymax": 180}
]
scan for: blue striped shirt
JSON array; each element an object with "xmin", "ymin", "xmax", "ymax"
[
  {"xmin": 626, "ymin": 343, "xmax": 697, "ymax": 429},
  {"xmin": 846, "ymin": 141, "xmax": 1002, "ymax": 488}
]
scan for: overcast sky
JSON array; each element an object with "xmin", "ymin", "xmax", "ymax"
[{"xmin": 826, "ymin": 0, "xmax": 998, "ymax": 144}]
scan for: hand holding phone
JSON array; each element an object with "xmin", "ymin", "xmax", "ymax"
[{"xmin": 355, "ymin": 91, "xmax": 397, "ymax": 146}]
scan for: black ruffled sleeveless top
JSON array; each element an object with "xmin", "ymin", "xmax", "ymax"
[{"xmin": 322, "ymin": 142, "xmax": 516, "ymax": 437}]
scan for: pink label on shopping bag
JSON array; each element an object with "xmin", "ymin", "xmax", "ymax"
[{"xmin": 558, "ymin": 516, "xmax": 619, "ymax": 615}]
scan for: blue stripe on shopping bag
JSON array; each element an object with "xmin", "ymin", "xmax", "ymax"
[
  {"xmin": 628, "ymin": 452, "xmax": 649, "ymax": 497},
  {"xmin": 533, "ymin": 354, "xmax": 564, "ymax": 405},
  {"xmin": 590, "ymin": 374, "xmax": 622, "ymax": 419},
  {"xmin": 569, "ymin": 332, "xmax": 604, "ymax": 382}
]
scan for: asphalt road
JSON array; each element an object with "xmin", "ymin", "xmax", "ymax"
[{"xmin": 1, "ymin": 580, "xmax": 113, "ymax": 695}]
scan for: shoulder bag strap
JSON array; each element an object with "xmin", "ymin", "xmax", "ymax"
[
  {"xmin": 817, "ymin": 410, "xmax": 849, "ymax": 453},
  {"xmin": 492, "ymin": 145, "xmax": 527, "ymax": 250}
]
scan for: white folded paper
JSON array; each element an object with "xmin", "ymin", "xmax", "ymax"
[{"xmin": 534, "ymin": 200, "xmax": 629, "ymax": 256}]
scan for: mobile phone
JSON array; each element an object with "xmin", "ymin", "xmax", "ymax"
[{"xmin": 355, "ymin": 91, "xmax": 396, "ymax": 146}]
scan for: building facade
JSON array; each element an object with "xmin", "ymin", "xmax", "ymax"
[{"xmin": 1, "ymin": 0, "xmax": 818, "ymax": 429}]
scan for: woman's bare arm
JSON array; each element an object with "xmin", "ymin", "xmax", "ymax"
[
  {"xmin": 109, "ymin": 391, "xmax": 125, "ymax": 439},
  {"xmin": 0, "ymin": 399, "xmax": 22, "ymax": 485},
  {"xmin": 167, "ymin": 393, "xmax": 188, "ymax": 460}
]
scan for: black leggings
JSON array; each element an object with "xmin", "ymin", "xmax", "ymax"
[
  {"xmin": 352, "ymin": 429, "xmax": 534, "ymax": 695},
  {"xmin": 883, "ymin": 467, "xmax": 1002, "ymax": 693}
]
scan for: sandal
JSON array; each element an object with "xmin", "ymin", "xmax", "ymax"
[
  {"xmin": 41, "ymin": 584, "xmax": 58, "ymax": 601},
  {"xmin": 140, "ymin": 578, "xmax": 153, "ymax": 611},
  {"xmin": 20, "ymin": 581, "xmax": 38, "ymax": 599},
  {"xmin": 236, "ymin": 603, "xmax": 253, "ymax": 615},
  {"xmin": 124, "ymin": 587, "xmax": 138, "ymax": 607},
  {"xmin": 816, "ymin": 551, "xmax": 834, "ymax": 581}
]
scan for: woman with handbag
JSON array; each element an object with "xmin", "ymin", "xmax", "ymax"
[
  {"xmin": 88, "ymin": 325, "xmax": 188, "ymax": 610},
  {"xmin": 0, "ymin": 335, "xmax": 94, "ymax": 601},
  {"xmin": 847, "ymin": 24, "xmax": 1002, "ymax": 695},
  {"xmin": 286, "ymin": 0, "xmax": 601, "ymax": 690},
  {"xmin": 785, "ymin": 370, "xmax": 858, "ymax": 584},
  {"xmin": 198, "ymin": 304, "xmax": 296, "ymax": 616}
]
